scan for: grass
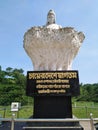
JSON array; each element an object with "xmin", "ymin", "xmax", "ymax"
[
  {"xmin": 72, "ymin": 101, "xmax": 98, "ymax": 118},
  {"xmin": 0, "ymin": 101, "xmax": 98, "ymax": 119},
  {"xmin": 0, "ymin": 105, "xmax": 33, "ymax": 118}
]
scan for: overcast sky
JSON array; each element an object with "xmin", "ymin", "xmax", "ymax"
[{"xmin": 0, "ymin": 0, "xmax": 98, "ymax": 84}]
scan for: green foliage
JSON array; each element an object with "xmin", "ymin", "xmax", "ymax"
[
  {"xmin": 0, "ymin": 105, "xmax": 33, "ymax": 118},
  {"xmin": 75, "ymin": 83, "xmax": 98, "ymax": 102},
  {"xmin": 0, "ymin": 66, "xmax": 32, "ymax": 106}
]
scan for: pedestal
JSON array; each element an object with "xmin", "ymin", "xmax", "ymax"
[
  {"xmin": 33, "ymin": 96, "xmax": 72, "ymax": 118},
  {"xmin": 24, "ymin": 71, "xmax": 84, "ymax": 130},
  {"xmin": 23, "ymin": 96, "xmax": 83, "ymax": 130}
]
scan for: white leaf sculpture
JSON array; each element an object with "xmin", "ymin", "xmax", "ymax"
[{"xmin": 23, "ymin": 10, "xmax": 85, "ymax": 71}]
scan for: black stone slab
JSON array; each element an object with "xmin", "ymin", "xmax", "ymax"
[
  {"xmin": 23, "ymin": 120, "xmax": 83, "ymax": 130},
  {"xmin": 23, "ymin": 127, "xmax": 83, "ymax": 130},
  {"xmin": 33, "ymin": 96, "xmax": 72, "ymax": 118}
]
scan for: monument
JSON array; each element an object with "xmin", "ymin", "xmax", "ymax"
[{"xmin": 23, "ymin": 10, "xmax": 85, "ymax": 130}]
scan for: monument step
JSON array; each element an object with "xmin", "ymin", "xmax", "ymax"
[
  {"xmin": 23, "ymin": 126, "xmax": 83, "ymax": 130},
  {"xmin": 23, "ymin": 121, "xmax": 83, "ymax": 130},
  {"xmin": 26, "ymin": 120, "xmax": 80, "ymax": 126}
]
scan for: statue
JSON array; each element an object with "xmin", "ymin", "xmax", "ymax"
[
  {"xmin": 23, "ymin": 10, "xmax": 85, "ymax": 71},
  {"xmin": 46, "ymin": 9, "xmax": 62, "ymax": 29},
  {"xmin": 46, "ymin": 9, "xmax": 56, "ymax": 25},
  {"xmin": 23, "ymin": 10, "xmax": 85, "ymax": 129}
]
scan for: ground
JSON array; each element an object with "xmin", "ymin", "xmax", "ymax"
[
  {"xmin": 0, "ymin": 121, "xmax": 26, "ymax": 130},
  {"xmin": 0, "ymin": 121, "xmax": 95, "ymax": 130}
]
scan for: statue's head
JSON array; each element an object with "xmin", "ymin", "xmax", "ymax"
[{"xmin": 46, "ymin": 10, "xmax": 56, "ymax": 25}]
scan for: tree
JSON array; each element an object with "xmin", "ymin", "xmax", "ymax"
[
  {"xmin": 0, "ymin": 66, "xmax": 5, "ymax": 83},
  {"xmin": 76, "ymin": 83, "xmax": 98, "ymax": 102},
  {"xmin": 0, "ymin": 66, "xmax": 27, "ymax": 105}
]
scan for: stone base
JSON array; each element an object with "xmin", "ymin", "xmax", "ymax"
[
  {"xmin": 33, "ymin": 96, "xmax": 72, "ymax": 118},
  {"xmin": 23, "ymin": 120, "xmax": 84, "ymax": 130}
]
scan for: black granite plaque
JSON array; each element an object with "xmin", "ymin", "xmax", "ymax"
[
  {"xmin": 26, "ymin": 71, "xmax": 80, "ymax": 96},
  {"xmin": 26, "ymin": 70, "xmax": 80, "ymax": 97}
]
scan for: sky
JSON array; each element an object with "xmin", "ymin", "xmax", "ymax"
[{"xmin": 0, "ymin": 0, "xmax": 98, "ymax": 84}]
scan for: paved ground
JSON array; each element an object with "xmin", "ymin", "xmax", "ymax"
[
  {"xmin": 0, "ymin": 121, "xmax": 26, "ymax": 130},
  {"xmin": 80, "ymin": 121, "xmax": 96, "ymax": 130}
]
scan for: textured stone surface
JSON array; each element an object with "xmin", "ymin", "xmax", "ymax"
[{"xmin": 23, "ymin": 10, "xmax": 85, "ymax": 71}]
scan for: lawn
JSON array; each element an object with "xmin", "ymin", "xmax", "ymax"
[
  {"xmin": 72, "ymin": 101, "xmax": 98, "ymax": 118},
  {"xmin": 0, "ymin": 105, "xmax": 33, "ymax": 118}
]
